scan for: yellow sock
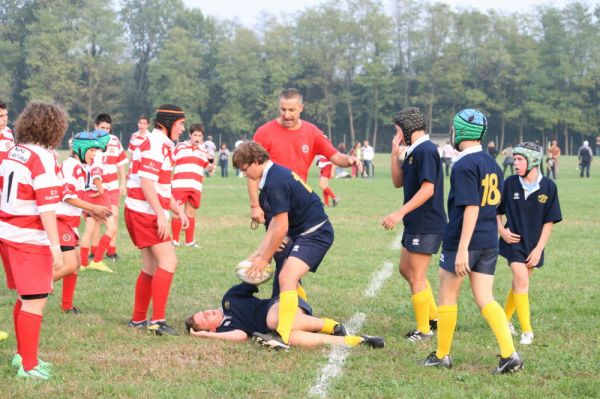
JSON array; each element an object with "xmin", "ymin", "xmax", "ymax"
[
  {"xmin": 344, "ymin": 335, "xmax": 363, "ymax": 347},
  {"xmin": 482, "ymin": 301, "xmax": 515, "ymax": 358},
  {"xmin": 436, "ymin": 305, "xmax": 457, "ymax": 358},
  {"xmin": 296, "ymin": 284, "xmax": 308, "ymax": 301},
  {"xmin": 277, "ymin": 290, "xmax": 298, "ymax": 344},
  {"xmin": 411, "ymin": 289, "xmax": 431, "ymax": 333},
  {"xmin": 504, "ymin": 288, "xmax": 515, "ymax": 321},
  {"xmin": 514, "ymin": 293, "xmax": 532, "ymax": 333},
  {"xmin": 320, "ymin": 318, "xmax": 338, "ymax": 335},
  {"xmin": 426, "ymin": 280, "xmax": 438, "ymax": 320}
]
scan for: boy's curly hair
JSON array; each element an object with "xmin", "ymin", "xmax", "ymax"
[{"xmin": 15, "ymin": 102, "xmax": 68, "ymax": 148}]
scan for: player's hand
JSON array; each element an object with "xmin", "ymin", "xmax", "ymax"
[
  {"xmin": 455, "ymin": 248, "xmax": 470, "ymax": 277},
  {"xmin": 179, "ymin": 211, "xmax": 189, "ymax": 230},
  {"xmin": 277, "ymin": 236, "xmax": 290, "ymax": 252},
  {"xmin": 90, "ymin": 191, "xmax": 102, "ymax": 198},
  {"xmin": 50, "ymin": 246, "xmax": 63, "ymax": 271},
  {"xmin": 391, "ymin": 131, "xmax": 407, "ymax": 158},
  {"xmin": 91, "ymin": 205, "xmax": 112, "ymax": 223},
  {"xmin": 382, "ymin": 210, "xmax": 404, "ymax": 230},
  {"xmin": 499, "ymin": 227, "xmax": 520, "ymax": 244},
  {"xmin": 156, "ymin": 214, "xmax": 170, "ymax": 240},
  {"xmin": 251, "ymin": 206, "xmax": 265, "ymax": 225},
  {"xmin": 247, "ymin": 257, "xmax": 269, "ymax": 278},
  {"xmin": 526, "ymin": 247, "xmax": 542, "ymax": 268}
]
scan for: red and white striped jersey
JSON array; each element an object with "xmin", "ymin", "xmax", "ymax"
[
  {"xmin": 125, "ymin": 129, "xmax": 174, "ymax": 218},
  {"xmin": 99, "ymin": 134, "xmax": 128, "ymax": 191},
  {"xmin": 0, "ymin": 127, "xmax": 14, "ymax": 158},
  {"xmin": 317, "ymin": 155, "xmax": 332, "ymax": 169},
  {"xmin": 172, "ymin": 141, "xmax": 209, "ymax": 193},
  {"xmin": 0, "ymin": 144, "xmax": 61, "ymax": 252},
  {"xmin": 87, "ymin": 152, "xmax": 105, "ymax": 192},
  {"xmin": 128, "ymin": 131, "xmax": 149, "ymax": 154},
  {"xmin": 57, "ymin": 157, "xmax": 85, "ymax": 227}
]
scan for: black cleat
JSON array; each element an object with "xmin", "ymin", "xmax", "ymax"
[
  {"xmin": 494, "ymin": 352, "xmax": 523, "ymax": 374},
  {"xmin": 360, "ymin": 335, "xmax": 385, "ymax": 349},
  {"xmin": 62, "ymin": 306, "xmax": 82, "ymax": 315},
  {"xmin": 147, "ymin": 320, "xmax": 179, "ymax": 336},
  {"xmin": 252, "ymin": 331, "xmax": 290, "ymax": 351},
  {"xmin": 105, "ymin": 253, "xmax": 119, "ymax": 262},
  {"xmin": 405, "ymin": 329, "xmax": 434, "ymax": 342},
  {"xmin": 332, "ymin": 322, "xmax": 348, "ymax": 336},
  {"xmin": 332, "ymin": 197, "xmax": 341, "ymax": 207},
  {"xmin": 429, "ymin": 319, "xmax": 438, "ymax": 331},
  {"xmin": 127, "ymin": 319, "xmax": 148, "ymax": 328},
  {"xmin": 423, "ymin": 351, "xmax": 452, "ymax": 369},
  {"xmin": 88, "ymin": 253, "xmax": 94, "ymax": 260}
]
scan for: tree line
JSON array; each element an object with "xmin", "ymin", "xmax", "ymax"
[{"xmin": 1, "ymin": 0, "xmax": 599, "ymax": 153}]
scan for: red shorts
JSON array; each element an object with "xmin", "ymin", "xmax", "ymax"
[
  {"xmin": 173, "ymin": 189, "xmax": 201, "ymax": 209},
  {"xmin": 125, "ymin": 208, "xmax": 171, "ymax": 249},
  {"xmin": 58, "ymin": 220, "xmax": 79, "ymax": 247},
  {"xmin": 82, "ymin": 191, "xmax": 111, "ymax": 217},
  {"xmin": 106, "ymin": 189, "xmax": 120, "ymax": 207},
  {"xmin": 320, "ymin": 164, "xmax": 332, "ymax": 178},
  {"xmin": 0, "ymin": 241, "xmax": 53, "ymax": 295}
]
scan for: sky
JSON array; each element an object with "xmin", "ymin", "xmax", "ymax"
[{"xmin": 183, "ymin": 0, "xmax": 598, "ymax": 27}]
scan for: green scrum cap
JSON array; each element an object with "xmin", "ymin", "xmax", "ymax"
[
  {"xmin": 513, "ymin": 142, "xmax": 542, "ymax": 172},
  {"xmin": 453, "ymin": 109, "xmax": 487, "ymax": 146},
  {"xmin": 72, "ymin": 130, "xmax": 109, "ymax": 163}
]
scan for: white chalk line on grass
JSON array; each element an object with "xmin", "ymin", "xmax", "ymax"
[{"xmin": 309, "ymin": 261, "xmax": 394, "ymax": 398}]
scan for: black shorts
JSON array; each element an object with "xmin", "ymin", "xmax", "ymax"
[
  {"xmin": 287, "ymin": 220, "xmax": 334, "ymax": 273},
  {"xmin": 439, "ymin": 247, "xmax": 498, "ymax": 275},
  {"xmin": 268, "ymin": 297, "xmax": 313, "ymax": 316},
  {"xmin": 402, "ymin": 232, "xmax": 443, "ymax": 254},
  {"xmin": 500, "ymin": 245, "xmax": 545, "ymax": 269}
]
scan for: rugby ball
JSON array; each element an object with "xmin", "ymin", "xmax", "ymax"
[{"xmin": 235, "ymin": 260, "xmax": 274, "ymax": 285}]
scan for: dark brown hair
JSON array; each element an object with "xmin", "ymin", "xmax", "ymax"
[
  {"xmin": 232, "ymin": 141, "xmax": 270, "ymax": 169},
  {"xmin": 189, "ymin": 123, "xmax": 205, "ymax": 134},
  {"xmin": 15, "ymin": 102, "xmax": 68, "ymax": 148},
  {"xmin": 279, "ymin": 88, "xmax": 303, "ymax": 104}
]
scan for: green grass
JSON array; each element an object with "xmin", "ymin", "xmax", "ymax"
[{"xmin": 1, "ymin": 154, "xmax": 598, "ymax": 398}]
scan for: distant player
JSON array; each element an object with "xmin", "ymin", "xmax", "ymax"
[
  {"xmin": 317, "ymin": 154, "xmax": 340, "ymax": 207},
  {"xmin": 497, "ymin": 142, "xmax": 562, "ymax": 345},
  {"xmin": 233, "ymin": 141, "xmax": 335, "ymax": 350},
  {"xmin": 0, "ymin": 102, "xmax": 66, "ymax": 380},
  {"xmin": 171, "ymin": 123, "xmax": 214, "ymax": 248},
  {"xmin": 186, "ymin": 282, "xmax": 384, "ymax": 349},
  {"xmin": 0, "ymin": 100, "xmax": 13, "ymax": 341},
  {"xmin": 382, "ymin": 107, "xmax": 446, "ymax": 342},
  {"xmin": 128, "ymin": 115, "xmax": 150, "ymax": 155},
  {"xmin": 125, "ymin": 104, "xmax": 188, "ymax": 336},
  {"xmin": 55, "ymin": 132, "xmax": 113, "ymax": 313},
  {"xmin": 422, "ymin": 109, "xmax": 522, "ymax": 374}
]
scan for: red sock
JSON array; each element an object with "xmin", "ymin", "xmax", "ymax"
[
  {"xmin": 17, "ymin": 310, "xmax": 42, "ymax": 371},
  {"xmin": 171, "ymin": 218, "xmax": 182, "ymax": 242},
  {"xmin": 93, "ymin": 235, "xmax": 111, "ymax": 262},
  {"xmin": 185, "ymin": 218, "xmax": 196, "ymax": 244},
  {"xmin": 13, "ymin": 299, "xmax": 22, "ymax": 355},
  {"xmin": 91, "ymin": 245, "xmax": 98, "ymax": 258},
  {"xmin": 107, "ymin": 246, "xmax": 116, "ymax": 256},
  {"xmin": 80, "ymin": 247, "xmax": 89, "ymax": 267},
  {"xmin": 324, "ymin": 187, "xmax": 336, "ymax": 199},
  {"xmin": 150, "ymin": 268, "xmax": 174, "ymax": 322},
  {"xmin": 323, "ymin": 190, "xmax": 330, "ymax": 206},
  {"xmin": 61, "ymin": 273, "xmax": 78, "ymax": 310},
  {"xmin": 132, "ymin": 271, "xmax": 153, "ymax": 322}
]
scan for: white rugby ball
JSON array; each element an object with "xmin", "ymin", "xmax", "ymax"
[{"xmin": 235, "ymin": 260, "xmax": 274, "ymax": 285}]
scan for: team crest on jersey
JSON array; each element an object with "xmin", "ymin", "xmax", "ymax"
[
  {"xmin": 537, "ymin": 194, "xmax": 548, "ymax": 204},
  {"xmin": 513, "ymin": 192, "xmax": 520, "ymax": 200},
  {"xmin": 9, "ymin": 146, "xmax": 32, "ymax": 164},
  {"xmin": 408, "ymin": 156, "xmax": 413, "ymax": 165},
  {"xmin": 224, "ymin": 300, "xmax": 230, "ymax": 310},
  {"xmin": 301, "ymin": 144, "xmax": 309, "ymax": 153}
]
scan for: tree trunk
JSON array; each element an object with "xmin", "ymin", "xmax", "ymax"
[
  {"xmin": 324, "ymin": 85, "xmax": 333, "ymax": 140},
  {"xmin": 373, "ymin": 117, "xmax": 379, "ymax": 151},
  {"xmin": 499, "ymin": 114, "xmax": 506, "ymax": 150},
  {"xmin": 347, "ymin": 99, "xmax": 355, "ymax": 145},
  {"xmin": 563, "ymin": 124, "xmax": 569, "ymax": 155},
  {"xmin": 86, "ymin": 64, "xmax": 94, "ymax": 130}
]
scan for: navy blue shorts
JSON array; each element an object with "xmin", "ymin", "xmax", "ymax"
[
  {"xmin": 439, "ymin": 247, "xmax": 498, "ymax": 275},
  {"xmin": 268, "ymin": 297, "xmax": 313, "ymax": 316},
  {"xmin": 500, "ymin": 242, "xmax": 545, "ymax": 268},
  {"xmin": 402, "ymin": 232, "xmax": 443, "ymax": 254}
]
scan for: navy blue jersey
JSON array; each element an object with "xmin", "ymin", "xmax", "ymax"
[
  {"xmin": 260, "ymin": 163, "xmax": 328, "ymax": 237},
  {"xmin": 402, "ymin": 140, "xmax": 447, "ymax": 234},
  {"xmin": 216, "ymin": 283, "xmax": 271, "ymax": 335},
  {"xmin": 443, "ymin": 149, "xmax": 504, "ymax": 251},
  {"xmin": 498, "ymin": 175, "xmax": 562, "ymax": 260}
]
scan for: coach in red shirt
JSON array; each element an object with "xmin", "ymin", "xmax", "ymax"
[{"xmin": 248, "ymin": 88, "xmax": 360, "ymax": 224}]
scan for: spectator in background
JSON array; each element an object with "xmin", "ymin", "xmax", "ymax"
[
  {"xmin": 487, "ymin": 140, "xmax": 498, "ymax": 158},
  {"xmin": 534, "ymin": 140, "xmax": 544, "ymax": 176},
  {"xmin": 204, "ymin": 135, "xmax": 217, "ymax": 176},
  {"xmin": 234, "ymin": 136, "xmax": 245, "ymax": 177},
  {"xmin": 578, "ymin": 140, "xmax": 593, "ymax": 178},
  {"xmin": 218, "ymin": 143, "xmax": 230, "ymax": 178},
  {"xmin": 441, "ymin": 140, "xmax": 455, "ymax": 177},
  {"xmin": 362, "ymin": 140, "xmax": 374, "ymax": 177},
  {"xmin": 349, "ymin": 142, "xmax": 362, "ymax": 178},
  {"xmin": 502, "ymin": 143, "xmax": 515, "ymax": 176},
  {"xmin": 547, "ymin": 140, "xmax": 561, "ymax": 180}
]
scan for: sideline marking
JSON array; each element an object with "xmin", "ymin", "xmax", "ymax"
[{"xmin": 309, "ymin": 262, "xmax": 394, "ymax": 398}]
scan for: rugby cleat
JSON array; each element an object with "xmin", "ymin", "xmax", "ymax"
[
  {"xmin": 360, "ymin": 335, "xmax": 385, "ymax": 349},
  {"xmin": 105, "ymin": 253, "xmax": 120, "ymax": 262},
  {"xmin": 405, "ymin": 329, "xmax": 434, "ymax": 342},
  {"xmin": 147, "ymin": 320, "xmax": 179, "ymax": 336},
  {"xmin": 17, "ymin": 365, "xmax": 50, "ymax": 380},
  {"xmin": 423, "ymin": 351, "xmax": 452, "ymax": 369},
  {"xmin": 494, "ymin": 352, "xmax": 524, "ymax": 374},
  {"xmin": 429, "ymin": 319, "xmax": 438, "ymax": 331},
  {"xmin": 127, "ymin": 319, "xmax": 148, "ymax": 329},
  {"xmin": 520, "ymin": 332, "xmax": 534, "ymax": 345},
  {"xmin": 12, "ymin": 355, "xmax": 52, "ymax": 373},
  {"xmin": 332, "ymin": 322, "xmax": 348, "ymax": 336},
  {"xmin": 172, "ymin": 240, "xmax": 180, "ymax": 247},
  {"xmin": 62, "ymin": 306, "xmax": 82, "ymax": 315},
  {"xmin": 252, "ymin": 331, "xmax": 290, "ymax": 351},
  {"xmin": 332, "ymin": 197, "xmax": 341, "ymax": 207},
  {"xmin": 87, "ymin": 261, "xmax": 113, "ymax": 273},
  {"xmin": 185, "ymin": 241, "xmax": 200, "ymax": 248}
]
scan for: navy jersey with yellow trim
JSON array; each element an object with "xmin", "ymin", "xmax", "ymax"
[
  {"xmin": 260, "ymin": 163, "xmax": 327, "ymax": 237},
  {"xmin": 402, "ymin": 141, "xmax": 447, "ymax": 234},
  {"xmin": 498, "ymin": 175, "xmax": 562, "ymax": 260},
  {"xmin": 216, "ymin": 283, "xmax": 271, "ymax": 335},
  {"xmin": 443, "ymin": 150, "xmax": 503, "ymax": 251}
]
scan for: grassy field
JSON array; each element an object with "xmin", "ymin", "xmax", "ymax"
[{"xmin": 1, "ymin": 154, "xmax": 599, "ymax": 398}]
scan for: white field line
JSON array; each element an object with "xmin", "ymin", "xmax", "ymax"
[{"xmin": 309, "ymin": 261, "xmax": 394, "ymax": 398}]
